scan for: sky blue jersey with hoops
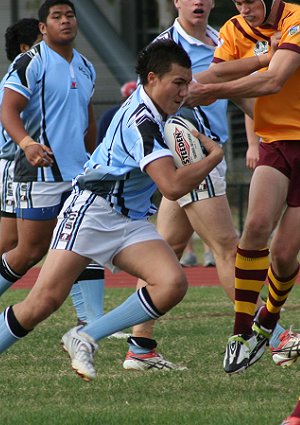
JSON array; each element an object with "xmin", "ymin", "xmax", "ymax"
[
  {"xmin": 3, "ymin": 40, "xmax": 96, "ymax": 182},
  {"xmin": 77, "ymin": 85, "xmax": 173, "ymax": 220},
  {"xmin": 156, "ymin": 19, "xmax": 228, "ymax": 144}
]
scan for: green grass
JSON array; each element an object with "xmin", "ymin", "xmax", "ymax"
[{"xmin": 0, "ymin": 286, "xmax": 299, "ymax": 425}]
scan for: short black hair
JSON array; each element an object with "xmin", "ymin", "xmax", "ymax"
[
  {"xmin": 136, "ymin": 39, "xmax": 191, "ymax": 85},
  {"xmin": 5, "ymin": 18, "xmax": 40, "ymax": 62},
  {"xmin": 38, "ymin": 0, "xmax": 76, "ymax": 23}
]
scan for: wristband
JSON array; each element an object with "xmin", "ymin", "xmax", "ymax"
[{"xmin": 19, "ymin": 136, "xmax": 39, "ymax": 151}]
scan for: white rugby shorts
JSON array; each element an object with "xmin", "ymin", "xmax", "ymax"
[
  {"xmin": 51, "ymin": 189, "xmax": 163, "ymax": 273},
  {"xmin": 177, "ymin": 157, "xmax": 227, "ymax": 207},
  {"xmin": 0, "ymin": 159, "xmax": 16, "ymax": 215},
  {"xmin": 13, "ymin": 181, "xmax": 72, "ymax": 220}
]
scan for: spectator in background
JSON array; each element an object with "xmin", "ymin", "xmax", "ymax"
[{"xmin": 97, "ymin": 81, "xmax": 137, "ymax": 145}]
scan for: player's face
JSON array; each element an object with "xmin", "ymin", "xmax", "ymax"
[
  {"xmin": 40, "ymin": 4, "xmax": 77, "ymax": 45},
  {"xmin": 232, "ymin": 0, "xmax": 266, "ymax": 27},
  {"xmin": 174, "ymin": 0, "xmax": 214, "ymax": 26},
  {"xmin": 149, "ymin": 63, "xmax": 192, "ymax": 116}
]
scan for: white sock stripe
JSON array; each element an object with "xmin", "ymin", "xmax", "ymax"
[
  {"xmin": 4, "ymin": 307, "xmax": 21, "ymax": 340},
  {"xmin": 137, "ymin": 289, "xmax": 160, "ymax": 319},
  {"xmin": 2, "ymin": 254, "xmax": 22, "ymax": 279}
]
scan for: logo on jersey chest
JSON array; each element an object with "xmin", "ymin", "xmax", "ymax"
[
  {"xmin": 254, "ymin": 40, "xmax": 269, "ymax": 56},
  {"xmin": 289, "ymin": 25, "xmax": 300, "ymax": 36}
]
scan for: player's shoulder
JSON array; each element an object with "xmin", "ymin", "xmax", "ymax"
[
  {"xmin": 9, "ymin": 42, "xmax": 43, "ymax": 77},
  {"xmin": 281, "ymin": 2, "xmax": 300, "ymax": 23},
  {"xmin": 155, "ymin": 24, "xmax": 176, "ymax": 42}
]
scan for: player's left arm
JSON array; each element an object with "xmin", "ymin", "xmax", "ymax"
[
  {"xmin": 192, "ymin": 54, "xmax": 270, "ymax": 85},
  {"xmin": 187, "ymin": 48, "xmax": 300, "ymax": 104},
  {"xmin": 84, "ymin": 101, "xmax": 97, "ymax": 154}
]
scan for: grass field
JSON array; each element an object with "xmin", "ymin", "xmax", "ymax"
[{"xmin": 0, "ymin": 285, "xmax": 299, "ymax": 425}]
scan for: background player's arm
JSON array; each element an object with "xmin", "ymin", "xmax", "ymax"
[
  {"xmin": 244, "ymin": 114, "xmax": 260, "ymax": 170},
  {"xmin": 1, "ymin": 87, "xmax": 53, "ymax": 166},
  {"xmin": 84, "ymin": 101, "xmax": 97, "ymax": 154}
]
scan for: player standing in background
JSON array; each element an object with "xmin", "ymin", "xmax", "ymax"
[
  {"xmin": 0, "ymin": 18, "xmax": 42, "ymax": 260},
  {"xmin": 185, "ymin": 0, "xmax": 300, "ymax": 413},
  {"xmin": 122, "ymin": 0, "xmax": 287, "ymax": 371},
  {"xmin": 0, "ymin": 0, "xmax": 105, "ymax": 330},
  {"xmin": 0, "ymin": 38, "xmax": 224, "ymax": 381}
]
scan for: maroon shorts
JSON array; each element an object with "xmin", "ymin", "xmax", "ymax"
[{"xmin": 257, "ymin": 140, "xmax": 300, "ymax": 207}]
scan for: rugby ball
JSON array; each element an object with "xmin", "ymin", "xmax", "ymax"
[{"xmin": 164, "ymin": 116, "xmax": 206, "ymax": 168}]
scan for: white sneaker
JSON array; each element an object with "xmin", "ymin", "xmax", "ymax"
[
  {"xmin": 223, "ymin": 332, "xmax": 268, "ymax": 375},
  {"xmin": 107, "ymin": 331, "xmax": 130, "ymax": 340},
  {"xmin": 123, "ymin": 350, "xmax": 187, "ymax": 371},
  {"xmin": 271, "ymin": 329, "xmax": 300, "ymax": 367},
  {"xmin": 61, "ymin": 326, "xmax": 98, "ymax": 381}
]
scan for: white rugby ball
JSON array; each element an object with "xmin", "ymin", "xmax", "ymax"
[{"xmin": 164, "ymin": 116, "xmax": 206, "ymax": 168}]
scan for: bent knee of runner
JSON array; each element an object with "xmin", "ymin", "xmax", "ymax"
[
  {"xmin": 9, "ymin": 245, "xmax": 49, "ymax": 273},
  {"xmin": 155, "ymin": 272, "xmax": 188, "ymax": 311}
]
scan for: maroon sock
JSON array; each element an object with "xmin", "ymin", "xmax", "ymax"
[{"xmin": 257, "ymin": 306, "xmax": 280, "ymax": 331}]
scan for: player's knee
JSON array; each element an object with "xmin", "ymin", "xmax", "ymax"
[
  {"xmin": 167, "ymin": 272, "xmax": 188, "ymax": 302},
  {"xmin": 271, "ymin": 245, "xmax": 296, "ymax": 272},
  {"xmin": 212, "ymin": 233, "xmax": 238, "ymax": 261},
  {"xmin": 15, "ymin": 244, "xmax": 49, "ymax": 270},
  {"xmin": 243, "ymin": 216, "xmax": 272, "ymax": 243}
]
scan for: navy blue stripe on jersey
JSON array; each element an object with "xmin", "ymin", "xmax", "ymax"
[
  {"xmin": 79, "ymin": 54, "xmax": 95, "ymax": 83},
  {"xmin": 135, "ymin": 106, "xmax": 166, "ymax": 154},
  {"xmin": 108, "ymin": 179, "xmax": 130, "ymax": 217},
  {"xmin": 40, "ymin": 73, "xmax": 62, "ymax": 181},
  {"xmin": 11, "ymin": 54, "xmax": 33, "ymax": 88},
  {"xmin": 193, "ymin": 107, "xmax": 220, "ymax": 142}
]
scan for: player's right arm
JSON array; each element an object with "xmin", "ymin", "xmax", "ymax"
[
  {"xmin": 145, "ymin": 135, "xmax": 223, "ymax": 201},
  {"xmin": 1, "ymin": 88, "xmax": 53, "ymax": 167}
]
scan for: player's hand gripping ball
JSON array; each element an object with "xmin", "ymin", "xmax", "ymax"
[{"xmin": 164, "ymin": 116, "xmax": 206, "ymax": 168}]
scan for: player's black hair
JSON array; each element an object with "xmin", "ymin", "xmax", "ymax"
[
  {"xmin": 136, "ymin": 39, "xmax": 191, "ymax": 86},
  {"xmin": 5, "ymin": 18, "xmax": 40, "ymax": 62},
  {"xmin": 38, "ymin": 0, "xmax": 76, "ymax": 23}
]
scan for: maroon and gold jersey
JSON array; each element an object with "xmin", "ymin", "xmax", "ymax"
[{"xmin": 213, "ymin": 1, "xmax": 300, "ymax": 143}]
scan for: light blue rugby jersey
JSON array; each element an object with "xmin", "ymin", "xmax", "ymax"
[
  {"xmin": 157, "ymin": 19, "xmax": 228, "ymax": 144},
  {"xmin": 3, "ymin": 40, "xmax": 95, "ymax": 182},
  {"xmin": 0, "ymin": 60, "xmax": 19, "ymax": 160},
  {"xmin": 77, "ymin": 85, "xmax": 173, "ymax": 220}
]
